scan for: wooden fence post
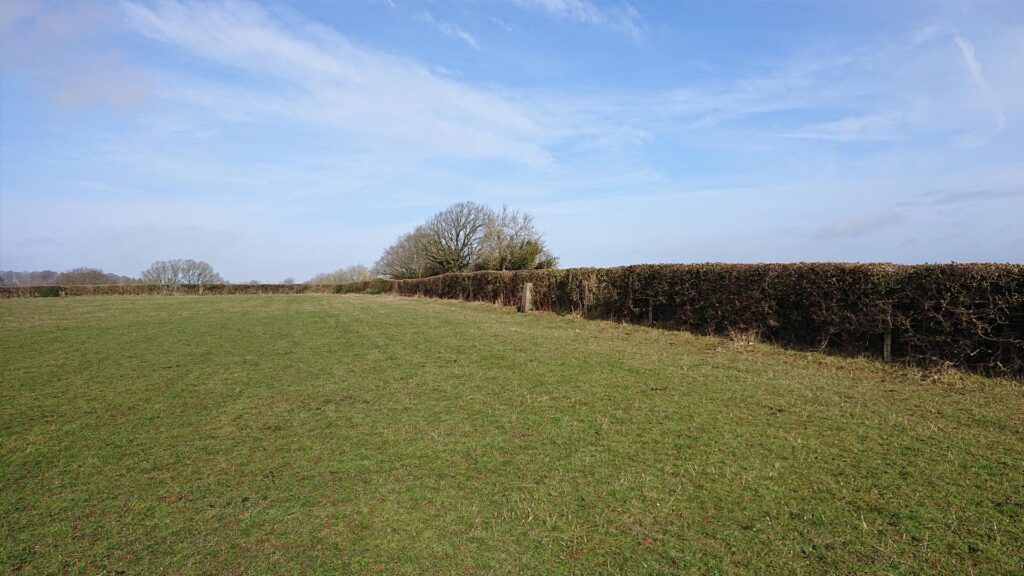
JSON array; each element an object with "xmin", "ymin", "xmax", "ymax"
[
  {"xmin": 520, "ymin": 282, "xmax": 532, "ymax": 313},
  {"xmin": 582, "ymin": 280, "xmax": 590, "ymax": 316},
  {"xmin": 883, "ymin": 330, "xmax": 892, "ymax": 362}
]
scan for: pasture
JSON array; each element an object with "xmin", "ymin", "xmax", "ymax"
[{"xmin": 1, "ymin": 295, "xmax": 1022, "ymax": 574}]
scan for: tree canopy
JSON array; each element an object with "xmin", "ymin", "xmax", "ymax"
[
  {"xmin": 374, "ymin": 202, "xmax": 557, "ymax": 279},
  {"xmin": 140, "ymin": 259, "xmax": 224, "ymax": 286}
]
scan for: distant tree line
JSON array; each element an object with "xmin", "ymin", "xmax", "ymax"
[
  {"xmin": 0, "ymin": 268, "xmax": 135, "ymax": 286},
  {"xmin": 372, "ymin": 202, "xmax": 557, "ymax": 279},
  {"xmin": 307, "ymin": 264, "xmax": 374, "ymax": 285},
  {"xmin": 3, "ymin": 204, "xmax": 557, "ymax": 286},
  {"xmin": 2, "ymin": 259, "xmax": 224, "ymax": 287}
]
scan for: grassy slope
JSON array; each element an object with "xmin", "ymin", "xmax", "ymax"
[{"xmin": 1, "ymin": 295, "xmax": 1022, "ymax": 575}]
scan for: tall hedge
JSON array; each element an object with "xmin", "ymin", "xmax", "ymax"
[{"xmin": 379, "ymin": 264, "xmax": 1024, "ymax": 377}]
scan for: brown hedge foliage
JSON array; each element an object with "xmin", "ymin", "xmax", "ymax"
[
  {"xmin": 383, "ymin": 264, "xmax": 1024, "ymax": 377},
  {"xmin": 334, "ymin": 278, "xmax": 390, "ymax": 294}
]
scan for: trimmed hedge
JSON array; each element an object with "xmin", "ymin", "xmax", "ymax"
[
  {"xmin": 0, "ymin": 284, "xmax": 339, "ymax": 298},
  {"xmin": 4, "ymin": 264, "xmax": 1021, "ymax": 377},
  {"xmin": 335, "ymin": 278, "xmax": 390, "ymax": 295},
  {"xmin": 377, "ymin": 264, "xmax": 1024, "ymax": 377}
]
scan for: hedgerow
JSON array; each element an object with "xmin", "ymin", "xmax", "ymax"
[
  {"xmin": 334, "ymin": 278, "xmax": 390, "ymax": 294},
  {"xmin": 0, "ymin": 284, "xmax": 338, "ymax": 297},
  {"xmin": 384, "ymin": 264, "xmax": 1024, "ymax": 377},
  {"xmin": 4, "ymin": 264, "xmax": 1020, "ymax": 376}
]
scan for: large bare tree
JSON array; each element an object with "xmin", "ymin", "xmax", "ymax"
[
  {"xmin": 476, "ymin": 206, "xmax": 557, "ymax": 271},
  {"xmin": 373, "ymin": 226, "xmax": 436, "ymax": 279},
  {"xmin": 141, "ymin": 259, "xmax": 224, "ymax": 286},
  {"xmin": 422, "ymin": 201, "xmax": 491, "ymax": 274},
  {"xmin": 373, "ymin": 202, "xmax": 557, "ymax": 278}
]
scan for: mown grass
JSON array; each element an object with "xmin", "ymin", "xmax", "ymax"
[{"xmin": 1, "ymin": 295, "xmax": 1022, "ymax": 574}]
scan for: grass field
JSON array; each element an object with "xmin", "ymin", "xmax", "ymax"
[{"xmin": 2, "ymin": 295, "xmax": 1022, "ymax": 574}]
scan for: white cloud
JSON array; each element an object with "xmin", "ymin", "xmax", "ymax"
[
  {"xmin": 6, "ymin": 1, "xmax": 1024, "ymax": 275},
  {"xmin": 782, "ymin": 111, "xmax": 908, "ymax": 142},
  {"xmin": 120, "ymin": 0, "xmax": 550, "ymax": 165},
  {"xmin": 418, "ymin": 11, "xmax": 479, "ymax": 49},
  {"xmin": 511, "ymin": 0, "xmax": 643, "ymax": 38},
  {"xmin": 112, "ymin": 2, "xmax": 1019, "ymax": 173},
  {"xmin": 953, "ymin": 35, "xmax": 1005, "ymax": 131}
]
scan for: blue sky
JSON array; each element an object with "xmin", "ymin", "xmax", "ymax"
[{"xmin": 1, "ymin": 0, "xmax": 1022, "ymax": 282}]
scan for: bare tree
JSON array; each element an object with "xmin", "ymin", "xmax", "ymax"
[
  {"xmin": 477, "ymin": 206, "xmax": 557, "ymax": 271},
  {"xmin": 422, "ymin": 201, "xmax": 491, "ymax": 274},
  {"xmin": 373, "ymin": 227, "xmax": 434, "ymax": 279},
  {"xmin": 141, "ymin": 259, "xmax": 224, "ymax": 286},
  {"xmin": 141, "ymin": 261, "xmax": 175, "ymax": 285},
  {"xmin": 179, "ymin": 260, "xmax": 223, "ymax": 285},
  {"xmin": 280, "ymin": 277, "xmax": 295, "ymax": 285},
  {"xmin": 307, "ymin": 264, "xmax": 374, "ymax": 285},
  {"xmin": 2, "ymin": 268, "xmax": 134, "ymax": 286},
  {"xmin": 56, "ymin": 267, "xmax": 134, "ymax": 285},
  {"xmin": 1, "ymin": 270, "xmax": 61, "ymax": 286},
  {"xmin": 374, "ymin": 202, "xmax": 557, "ymax": 278}
]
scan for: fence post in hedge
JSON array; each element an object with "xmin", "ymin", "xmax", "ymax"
[
  {"xmin": 520, "ymin": 282, "xmax": 532, "ymax": 313},
  {"xmin": 883, "ymin": 330, "xmax": 892, "ymax": 362},
  {"xmin": 646, "ymin": 297, "xmax": 654, "ymax": 325}
]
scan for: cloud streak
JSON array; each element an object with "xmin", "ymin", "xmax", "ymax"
[
  {"xmin": 810, "ymin": 210, "xmax": 906, "ymax": 240},
  {"xmin": 925, "ymin": 189, "xmax": 1024, "ymax": 206},
  {"xmin": 418, "ymin": 11, "xmax": 479, "ymax": 49},
  {"xmin": 782, "ymin": 111, "xmax": 908, "ymax": 142},
  {"xmin": 511, "ymin": 0, "xmax": 643, "ymax": 39},
  {"xmin": 954, "ymin": 35, "xmax": 1005, "ymax": 131},
  {"xmin": 120, "ymin": 0, "xmax": 550, "ymax": 165}
]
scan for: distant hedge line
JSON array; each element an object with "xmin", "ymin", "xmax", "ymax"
[
  {"xmin": 0, "ymin": 284, "xmax": 338, "ymax": 297},
  {"xmin": 4, "ymin": 264, "xmax": 1022, "ymax": 376},
  {"xmin": 349, "ymin": 264, "xmax": 1023, "ymax": 377}
]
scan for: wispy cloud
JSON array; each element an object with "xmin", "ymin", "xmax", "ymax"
[
  {"xmin": 782, "ymin": 111, "xmax": 908, "ymax": 142},
  {"xmin": 4, "ymin": 0, "xmax": 1023, "ymax": 276},
  {"xmin": 120, "ymin": 1, "xmax": 549, "ymax": 165},
  {"xmin": 924, "ymin": 189, "xmax": 1024, "ymax": 206},
  {"xmin": 953, "ymin": 35, "xmax": 1005, "ymax": 131},
  {"xmin": 811, "ymin": 210, "xmax": 906, "ymax": 240},
  {"xmin": 511, "ymin": 0, "xmax": 643, "ymax": 38},
  {"xmin": 418, "ymin": 11, "xmax": 479, "ymax": 49}
]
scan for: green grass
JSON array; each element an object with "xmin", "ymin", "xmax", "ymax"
[{"xmin": 1, "ymin": 295, "xmax": 1022, "ymax": 574}]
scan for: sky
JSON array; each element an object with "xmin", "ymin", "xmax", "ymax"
[{"xmin": 1, "ymin": 0, "xmax": 1022, "ymax": 282}]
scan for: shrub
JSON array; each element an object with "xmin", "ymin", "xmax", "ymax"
[{"xmin": 35, "ymin": 286, "xmax": 65, "ymax": 297}]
